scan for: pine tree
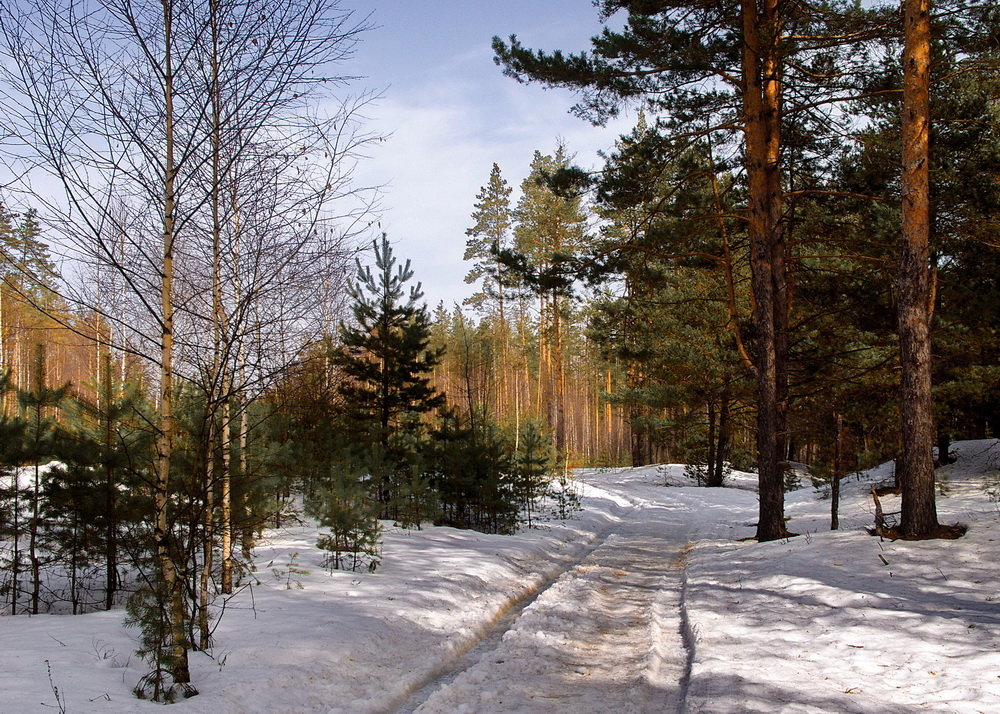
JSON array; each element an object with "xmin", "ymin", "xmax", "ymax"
[
  {"xmin": 1, "ymin": 207, "xmax": 59, "ymax": 306},
  {"xmin": 427, "ymin": 410, "xmax": 520, "ymax": 534},
  {"xmin": 333, "ymin": 235, "xmax": 444, "ymax": 522},
  {"xmin": 591, "ymin": 124, "xmax": 752, "ymax": 481},
  {"xmin": 18, "ymin": 343, "xmax": 70, "ymax": 614},
  {"xmin": 312, "ymin": 467, "xmax": 382, "ymax": 572},
  {"xmin": 465, "ymin": 164, "xmax": 515, "ymax": 430},
  {"xmin": 42, "ymin": 457, "xmax": 100, "ymax": 615},
  {"xmin": 896, "ymin": 0, "xmax": 938, "ymax": 537},
  {"xmin": 511, "ymin": 419, "xmax": 556, "ymax": 528},
  {"xmin": 930, "ymin": 33, "xmax": 1000, "ymax": 459},
  {"xmin": 0, "ymin": 205, "xmax": 61, "ymax": 403},
  {"xmin": 124, "ymin": 579, "xmax": 189, "ymax": 702},
  {"xmin": 465, "ymin": 163, "xmax": 513, "ymax": 315},
  {"xmin": 67, "ymin": 358, "xmax": 155, "ymax": 610},
  {"xmin": 494, "ymin": 0, "xmax": 894, "ymax": 540},
  {"xmin": 832, "ymin": 2, "xmax": 998, "ymax": 535},
  {"xmin": 0, "ymin": 370, "xmax": 26, "ymax": 613},
  {"xmin": 513, "ymin": 145, "xmax": 589, "ymax": 454}
]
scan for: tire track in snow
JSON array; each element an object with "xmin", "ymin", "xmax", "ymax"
[
  {"xmin": 399, "ymin": 511, "xmax": 693, "ymax": 714},
  {"xmin": 673, "ymin": 542, "xmax": 696, "ymax": 714},
  {"xmin": 385, "ymin": 520, "xmax": 624, "ymax": 714}
]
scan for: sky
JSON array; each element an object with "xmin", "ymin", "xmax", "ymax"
[{"xmin": 346, "ymin": 1, "xmax": 634, "ymax": 309}]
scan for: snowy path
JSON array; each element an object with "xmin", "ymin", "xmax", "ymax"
[
  {"xmin": 403, "ymin": 530, "xmax": 690, "ymax": 712},
  {"xmin": 395, "ymin": 471, "xmax": 732, "ymax": 714}
]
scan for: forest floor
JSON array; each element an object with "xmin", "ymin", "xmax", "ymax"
[{"xmin": 2, "ymin": 441, "xmax": 999, "ymax": 713}]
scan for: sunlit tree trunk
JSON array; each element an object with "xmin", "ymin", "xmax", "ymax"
[
  {"xmin": 898, "ymin": 0, "xmax": 938, "ymax": 538},
  {"xmin": 553, "ymin": 294, "xmax": 566, "ymax": 453},
  {"xmin": 743, "ymin": 0, "xmax": 789, "ymax": 541}
]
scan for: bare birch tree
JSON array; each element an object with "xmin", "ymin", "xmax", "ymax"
[{"xmin": 0, "ymin": 0, "xmax": 375, "ymax": 696}]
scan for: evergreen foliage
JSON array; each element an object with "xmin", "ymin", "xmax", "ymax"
[
  {"xmin": 427, "ymin": 411, "xmax": 519, "ymax": 534},
  {"xmin": 124, "ymin": 581, "xmax": 197, "ymax": 702},
  {"xmin": 0, "ymin": 8, "xmax": 997, "ymax": 709},
  {"xmin": 511, "ymin": 419, "xmax": 557, "ymax": 528},
  {"xmin": 511, "ymin": 144, "xmax": 588, "ymax": 297},
  {"xmin": 18, "ymin": 344, "xmax": 71, "ymax": 615},
  {"xmin": 490, "ymin": 0, "xmax": 997, "ymax": 539},
  {"xmin": 332, "ymin": 235, "xmax": 444, "ymax": 523},
  {"xmin": 43, "ymin": 458, "xmax": 103, "ymax": 614},
  {"xmin": 465, "ymin": 163, "xmax": 514, "ymax": 313},
  {"xmin": 67, "ymin": 361, "xmax": 154, "ymax": 610},
  {"xmin": 590, "ymin": 130, "xmax": 751, "ymax": 479},
  {"xmin": 313, "ymin": 475, "xmax": 382, "ymax": 573},
  {"xmin": 0, "ymin": 205, "xmax": 59, "ymax": 305},
  {"xmin": 0, "ymin": 371, "xmax": 26, "ymax": 614}
]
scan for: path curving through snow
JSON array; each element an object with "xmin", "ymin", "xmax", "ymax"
[{"xmin": 394, "ymin": 468, "xmax": 744, "ymax": 714}]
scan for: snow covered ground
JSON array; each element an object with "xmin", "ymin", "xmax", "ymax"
[
  {"xmin": 2, "ymin": 442, "xmax": 999, "ymax": 713},
  {"xmin": 686, "ymin": 440, "xmax": 1000, "ymax": 714}
]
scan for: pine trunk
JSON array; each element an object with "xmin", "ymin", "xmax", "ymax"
[
  {"xmin": 103, "ymin": 354, "xmax": 118, "ymax": 610},
  {"xmin": 830, "ymin": 413, "xmax": 842, "ymax": 530},
  {"xmin": 706, "ymin": 400, "xmax": 718, "ymax": 486},
  {"xmin": 553, "ymin": 295, "xmax": 566, "ymax": 453},
  {"xmin": 743, "ymin": 0, "xmax": 789, "ymax": 541},
  {"xmin": 898, "ymin": 0, "xmax": 938, "ymax": 538},
  {"xmin": 10, "ymin": 465, "xmax": 19, "ymax": 613},
  {"xmin": 29, "ymin": 461, "xmax": 40, "ymax": 614}
]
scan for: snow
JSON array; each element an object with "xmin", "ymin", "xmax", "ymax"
[
  {"xmin": 2, "ymin": 441, "xmax": 999, "ymax": 713},
  {"xmin": 686, "ymin": 439, "xmax": 1000, "ymax": 714}
]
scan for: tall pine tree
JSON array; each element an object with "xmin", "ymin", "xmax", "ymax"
[
  {"xmin": 465, "ymin": 163, "xmax": 514, "ymax": 316},
  {"xmin": 494, "ymin": 0, "xmax": 892, "ymax": 540},
  {"xmin": 513, "ymin": 145, "xmax": 589, "ymax": 453}
]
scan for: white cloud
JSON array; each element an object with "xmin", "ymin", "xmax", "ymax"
[{"xmin": 351, "ymin": 66, "xmax": 633, "ymax": 308}]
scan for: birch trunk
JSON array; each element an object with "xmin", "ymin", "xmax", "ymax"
[{"xmin": 155, "ymin": 0, "xmax": 190, "ymax": 683}]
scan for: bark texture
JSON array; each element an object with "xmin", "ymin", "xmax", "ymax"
[
  {"xmin": 155, "ymin": 0, "xmax": 190, "ymax": 683},
  {"xmin": 743, "ymin": 0, "xmax": 790, "ymax": 541},
  {"xmin": 898, "ymin": 0, "xmax": 939, "ymax": 538}
]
